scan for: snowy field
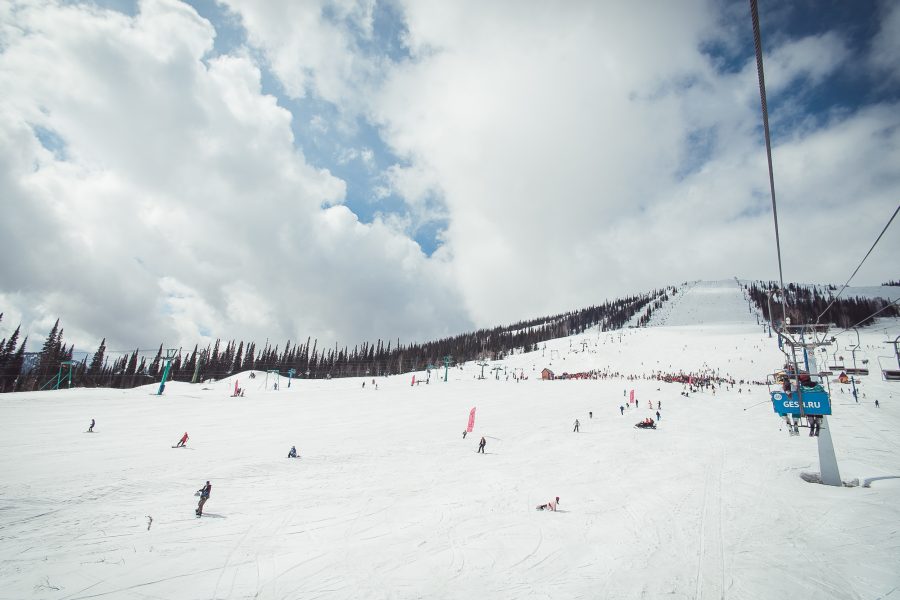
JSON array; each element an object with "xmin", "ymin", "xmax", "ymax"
[{"xmin": 1, "ymin": 281, "xmax": 899, "ymax": 599}]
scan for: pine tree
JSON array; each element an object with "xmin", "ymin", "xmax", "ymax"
[
  {"xmin": 0, "ymin": 326, "xmax": 21, "ymax": 392},
  {"xmin": 10, "ymin": 336, "xmax": 28, "ymax": 392},
  {"xmin": 88, "ymin": 338, "xmax": 107, "ymax": 384},
  {"xmin": 148, "ymin": 344, "xmax": 162, "ymax": 379},
  {"xmin": 32, "ymin": 320, "xmax": 61, "ymax": 390}
]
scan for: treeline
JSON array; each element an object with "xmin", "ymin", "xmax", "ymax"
[
  {"xmin": 0, "ymin": 289, "xmax": 667, "ymax": 392},
  {"xmin": 745, "ymin": 281, "xmax": 899, "ymax": 328},
  {"xmin": 883, "ymin": 280, "xmax": 900, "ymax": 287},
  {"xmin": 634, "ymin": 287, "xmax": 677, "ymax": 327}
]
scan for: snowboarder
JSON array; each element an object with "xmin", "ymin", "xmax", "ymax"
[
  {"xmin": 196, "ymin": 481, "xmax": 211, "ymax": 516},
  {"xmin": 477, "ymin": 436, "xmax": 486, "ymax": 453},
  {"xmin": 537, "ymin": 497, "xmax": 559, "ymax": 511},
  {"xmin": 573, "ymin": 419, "xmax": 580, "ymax": 432},
  {"xmin": 88, "ymin": 418, "xmax": 95, "ymax": 433},
  {"xmin": 619, "ymin": 405, "xmax": 624, "ymax": 415},
  {"xmin": 656, "ymin": 410, "xmax": 661, "ymax": 421},
  {"xmin": 288, "ymin": 445, "xmax": 297, "ymax": 458},
  {"xmin": 175, "ymin": 432, "xmax": 189, "ymax": 447}
]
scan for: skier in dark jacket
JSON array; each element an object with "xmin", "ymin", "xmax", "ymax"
[
  {"xmin": 196, "ymin": 481, "xmax": 211, "ymax": 516},
  {"xmin": 88, "ymin": 418, "xmax": 95, "ymax": 432},
  {"xmin": 288, "ymin": 446, "xmax": 297, "ymax": 458},
  {"xmin": 477, "ymin": 436, "xmax": 486, "ymax": 453}
]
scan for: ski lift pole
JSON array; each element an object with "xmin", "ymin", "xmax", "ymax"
[
  {"xmin": 849, "ymin": 328, "xmax": 861, "ymax": 402},
  {"xmin": 443, "ymin": 356, "xmax": 452, "ymax": 382},
  {"xmin": 157, "ymin": 349, "xmax": 178, "ymax": 395}
]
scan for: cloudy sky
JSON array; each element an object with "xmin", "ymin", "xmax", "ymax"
[{"xmin": 1, "ymin": 0, "xmax": 898, "ymax": 354}]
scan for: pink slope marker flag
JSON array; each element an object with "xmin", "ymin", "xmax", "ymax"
[
  {"xmin": 467, "ymin": 407, "xmax": 476, "ymax": 433},
  {"xmin": 629, "ymin": 389, "xmax": 635, "ymax": 404},
  {"xmin": 234, "ymin": 379, "xmax": 239, "ymax": 397}
]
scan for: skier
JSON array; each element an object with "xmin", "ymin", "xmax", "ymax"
[
  {"xmin": 573, "ymin": 419, "xmax": 580, "ymax": 432},
  {"xmin": 589, "ymin": 411, "xmax": 592, "ymax": 419},
  {"xmin": 619, "ymin": 405, "xmax": 624, "ymax": 415},
  {"xmin": 809, "ymin": 416, "xmax": 821, "ymax": 437},
  {"xmin": 648, "ymin": 400, "xmax": 652, "ymax": 409},
  {"xmin": 196, "ymin": 481, "xmax": 211, "ymax": 517},
  {"xmin": 657, "ymin": 400, "xmax": 661, "ymax": 409},
  {"xmin": 462, "ymin": 430, "xmax": 467, "ymax": 439},
  {"xmin": 537, "ymin": 497, "xmax": 560, "ymax": 511},
  {"xmin": 88, "ymin": 418, "xmax": 95, "ymax": 433},
  {"xmin": 288, "ymin": 445, "xmax": 297, "ymax": 458},
  {"xmin": 477, "ymin": 436, "xmax": 486, "ymax": 453},
  {"xmin": 175, "ymin": 432, "xmax": 189, "ymax": 447},
  {"xmin": 875, "ymin": 399, "xmax": 880, "ymax": 408}
]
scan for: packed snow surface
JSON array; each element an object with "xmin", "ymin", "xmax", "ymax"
[{"xmin": 1, "ymin": 281, "xmax": 899, "ymax": 599}]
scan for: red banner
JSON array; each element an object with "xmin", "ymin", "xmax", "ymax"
[
  {"xmin": 467, "ymin": 407, "xmax": 476, "ymax": 432},
  {"xmin": 629, "ymin": 389, "xmax": 634, "ymax": 404}
]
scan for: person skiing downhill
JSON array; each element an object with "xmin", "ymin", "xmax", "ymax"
[
  {"xmin": 176, "ymin": 432, "xmax": 189, "ymax": 447},
  {"xmin": 573, "ymin": 419, "xmax": 580, "ymax": 432},
  {"xmin": 656, "ymin": 410, "xmax": 661, "ymax": 421},
  {"xmin": 477, "ymin": 436, "xmax": 486, "ymax": 453},
  {"xmin": 620, "ymin": 405, "xmax": 624, "ymax": 415},
  {"xmin": 196, "ymin": 481, "xmax": 211, "ymax": 516},
  {"xmin": 88, "ymin": 418, "xmax": 95, "ymax": 433}
]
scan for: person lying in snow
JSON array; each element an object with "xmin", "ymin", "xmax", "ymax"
[{"xmin": 536, "ymin": 497, "xmax": 560, "ymax": 511}]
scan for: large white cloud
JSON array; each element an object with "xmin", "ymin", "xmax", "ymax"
[
  {"xmin": 366, "ymin": 1, "xmax": 899, "ymax": 324},
  {"xmin": 0, "ymin": 0, "xmax": 470, "ymax": 352}
]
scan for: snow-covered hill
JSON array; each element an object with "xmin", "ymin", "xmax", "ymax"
[
  {"xmin": 647, "ymin": 279, "xmax": 756, "ymax": 327},
  {"xmin": 1, "ymin": 281, "xmax": 899, "ymax": 599}
]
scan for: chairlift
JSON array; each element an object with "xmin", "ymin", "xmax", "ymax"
[
  {"xmin": 878, "ymin": 357, "xmax": 900, "ymax": 381},
  {"xmin": 879, "ymin": 336, "xmax": 900, "ymax": 381}
]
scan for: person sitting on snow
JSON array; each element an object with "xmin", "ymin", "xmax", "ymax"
[
  {"xmin": 288, "ymin": 445, "xmax": 298, "ymax": 458},
  {"xmin": 537, "ymin": 497, "xmax": 560, "ymax": 511}
]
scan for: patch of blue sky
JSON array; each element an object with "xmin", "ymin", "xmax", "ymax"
[
  {"xmin": 75, "ymin": 0, "xmax": 137, "ymax": 17},
  {"xmin": 181, "ymin": 1, "xmax": 441, "ymax": 252},
  {"xmin": 32, "ymin": 124, "xmax": 68, "ymax": 160},
  {"xmin": 737, "ymin": 0, "xmax": 898, "ymax": 148},
  {"xmin": 184, "ymin": 0, "xmax": 247, "ymax": 58},
  {"xmin": 675, "ymin": 126, "xmax": 717, "ymax": 181}
]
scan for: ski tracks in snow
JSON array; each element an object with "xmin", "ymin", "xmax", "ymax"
[{"xmin": 695, "ymin": 443, "xmax": 726, "ymax": 600}]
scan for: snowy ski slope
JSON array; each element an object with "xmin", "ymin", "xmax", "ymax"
[{"xmin": 1, "ymin": 281, "xmax": 899, "ymax": 600}]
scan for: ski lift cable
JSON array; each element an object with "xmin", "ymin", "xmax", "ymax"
[
  {"xmin": 750, "ymin": 0, "xmax": 787, "ymax": 324},
  {"xmin": 814, "ymin": 203, "xmax": 900, "ymax": 326}
]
